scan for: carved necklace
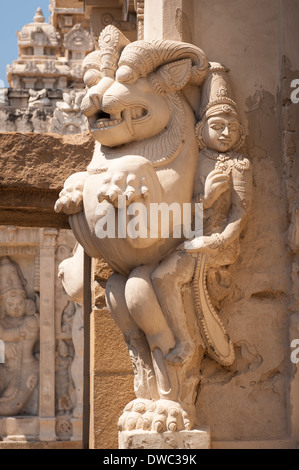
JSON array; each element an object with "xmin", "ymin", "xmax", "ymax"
[
  {"xmin": 202, "ymin": 148, "xmax": 234, "ymax": 171},
  {"xmin": 201, "ymin": 148, "xmax": 250, "ymax": 172}
]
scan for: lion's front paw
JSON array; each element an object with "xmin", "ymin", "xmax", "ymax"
[
  {"xmin": 54, "ymin": 172, "xmax": 87, "ymax": 215},
  {"xmin": 97, "ymin": 170, "xmax": 149, "ymax": 207}
]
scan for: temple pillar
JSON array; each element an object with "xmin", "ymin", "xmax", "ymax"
[
  {"xmin": 144, "ymin": 0, "xmax": 194, "ymax": 42},
  {"xmin": 39, "ymin": 228, "xmax": 58, "ymax": 441}
]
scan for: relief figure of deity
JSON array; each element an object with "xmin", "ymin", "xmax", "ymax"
[{"xmin": 0, "ymin": 257, "xmax": 39, "ymax": 416}]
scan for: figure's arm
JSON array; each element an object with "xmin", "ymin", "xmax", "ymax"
[
  {"xmin": 200, "ymin": 169, "xmax": 231, "ymax": 209},
  {"xmin": 185, "ymin": 159, "xmax": 252, "ymax": 252},
  {"xmin": 215, "ymin": 163, "xmax": 252, "ymax": 248},
  {"xmin": 0, "ymin": 324, "xmax": 25, "ymax": 342}
]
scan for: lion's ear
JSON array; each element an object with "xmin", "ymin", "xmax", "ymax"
[{"xmin": 150, "ymin": 58, "xmax": 192, "ymax": 93}]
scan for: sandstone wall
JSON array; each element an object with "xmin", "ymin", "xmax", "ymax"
[
  {"xmin": 89, "ymin": 0, "xmax": 299, "ymax": 449},
  {"xmin": 191, "ymin": 0, "xmax": 298, "ymax": 448},
  {"xmin": 0, "ymin": 132, "xmax": 93, "ymax": 228}
]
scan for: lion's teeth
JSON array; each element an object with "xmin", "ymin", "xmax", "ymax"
[
  {"xmin": 123, "ymin": 108, "xmax": 134, "ymax": 135},
  {"xmin": 135, "ymin": 106, "xmax": 143, "ymax": 118}
]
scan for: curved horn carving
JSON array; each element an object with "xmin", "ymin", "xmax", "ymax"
[{"xmin": 117, "ymin": 39, "xmax": 209, "ymax": 85}]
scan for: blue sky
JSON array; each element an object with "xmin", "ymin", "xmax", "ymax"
[{"xmin": 0, "ymin": 0, "xmax": 51, "ymax": 86}]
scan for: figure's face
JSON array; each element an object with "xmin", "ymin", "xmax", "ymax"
[
  {"xmin": 202, "ymin": 114, "xmax": 241, "ymax": 152},
  {"xmin": 4, "ymin": 294, "xmax": 26, "ymax": 318}
]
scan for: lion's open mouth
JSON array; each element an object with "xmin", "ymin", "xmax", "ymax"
[{"xmin": 90, "ymin": 106, "xmax": 149, "ymax": 135}]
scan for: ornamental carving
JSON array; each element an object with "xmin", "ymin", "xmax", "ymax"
[
  {"xmin": 50, "ymin": 90, "xmax": 88, "ymax": 135},
  {"xmin": 64, "ymin": 24, "xmax": 94, "ymax": 61},
  {"xmin": 55, "ymin": 25, "xmax": 252, "ymax": 435},
  {"xmin": 0, "ymin": 257, "xmax": 39, "ymax": 417}
]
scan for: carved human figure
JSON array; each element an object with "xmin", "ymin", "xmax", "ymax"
[
  {"xmin": 55, "ymin": 26, "xmax": 252, "ymax": 433},
  {"xmin": 28, "ymin": 88, "xmax": 51, "ymax": 107},
  {"xmin": 55, "ymin": 339, "xmax": 73, "ymax": 415},
  {"xmin": 0, "ymin": 257, "xmax": 39, "ymax": 416},
  {"xmin": 58, "ymin": 242, "xmax": 84, "ymax": 419},
  {"xmin": 149, "ymin": 64, "xmax": 253, "ymax": 370}
]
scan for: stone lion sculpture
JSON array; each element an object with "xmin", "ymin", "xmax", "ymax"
[{"xmin": 55, "ymin": 25, "xmax": 252, "ymax": 434}]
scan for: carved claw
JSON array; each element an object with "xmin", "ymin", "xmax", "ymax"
[
  {"xmin": 118, "ymin": 399, "xmax": 194, "ymax": 433},
  {"xmin": 54, "ymin": 172, "xmax": 87, "ymax": 215},
  {"xmin": 55, "ymin": 188, "xmax": 83, "ymax": 215},
  {"xmin": 97, "ymin": 171, "xmax": 150, "ymax": 207}
]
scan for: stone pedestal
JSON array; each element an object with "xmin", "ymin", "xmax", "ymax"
[
  {"xmin": 71, "ymin": 418, "xmax": 83, "ymax": 441},
  {"xmin": 0, "ymin": 417, "xmax": 39, "ymax": 442},
  {"xmin": 119, "ymin": 428, "xmax": 211, "ymax": 449},
  {"xmin": 39, "ymin": 418, "xmax": 57, "ymax": 442}
]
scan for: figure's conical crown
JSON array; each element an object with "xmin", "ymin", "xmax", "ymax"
[
  {"xmin": 198, "ymin": 62, "xmax": 239, "ymax": 120},
  {"xmin": 0, "ymin": 257, "xmax": 26, "ymax": 299}
]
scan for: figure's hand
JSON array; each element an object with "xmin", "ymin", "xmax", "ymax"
[
  {"xmin": 184, "ymin": 234, "xmax": 223, "ymax": 253},
  {"xmin": 54, "ymin": 172, "xmax": 87, "ymax": 215},
  {"xmin": 97, "ymin": 169, "xmax": 149, "ymax": 207},
  {"xmin": 202, "ymin": 169, "xmax": 230, "ymax": 208}
]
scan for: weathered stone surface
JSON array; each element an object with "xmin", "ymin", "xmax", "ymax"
[
  {"xmin": 91, "ymin": 373, "xmax": 134, "ymax": 449},
  {"xmin": 92, "ymin": 308, "xmax": 132, "ymax": 374},
  {"xmin": 0, "ymin": 132, "xmax": 93, "ymax": 228},
  {"xmin": 0, "ymin": 440, "xmax": 82, "ymax": 449},
  {"xmin": 0, "ymin": 226, "xmax": 81, "ymax": 442},
  {"xmin": 119, "ymin": 428, "xmax": 210, "ymax": 449},
  {"xmin": 0, "ymin": 132, "xmax": 93, "ymax": 189}
]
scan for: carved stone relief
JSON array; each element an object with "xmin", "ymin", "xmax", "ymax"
[
  {"xmin": 28, "ymin": 89, "xmax": 52, "ymax": 108},
  {"xmin": 0, "ymin": 227, "xmax": 81, "ymax": 443},
  {"xmin": 58, "ymin": 242, "xmax": 84, "ymax": 438},
  {"xmin": 50, "ymin": 90, "xmax": 88, "ymax": 135},
  {"xmin": 64, "ymin": 24, "xmax": 94, "ymax": 62},
  {"xmin": 0, "ymin": 256, "xmax": 39, "ymax": 417},
  {"xmin": 55, "ymin": 25, "xmax": 252, "ymax": 447}
]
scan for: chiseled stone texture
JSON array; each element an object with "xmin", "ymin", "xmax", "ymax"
[
  {"xmin": 0, "ymin": 132, "xmax": 93, "ymax": 228},
  {"xmin": 0, "ymin": 440, "xmax": 82, "ymax": 449},
  {"xmin": 191, "ymin": 0, "xmax": 295, "ymax": 446},
  {"xmin": 91, "ymin": 370, "xmax": 135, "ymax": 449},
  {"xmin": 119, "ymin": 428, "xmax": 210, "ymax": 449},
  {"xmin": 91, "ymin": 261, "xmax": 134, "ymax": 449},
  {"xmin": 0, "ymin": 132, "xmax": 93, "ymax": 190}
]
